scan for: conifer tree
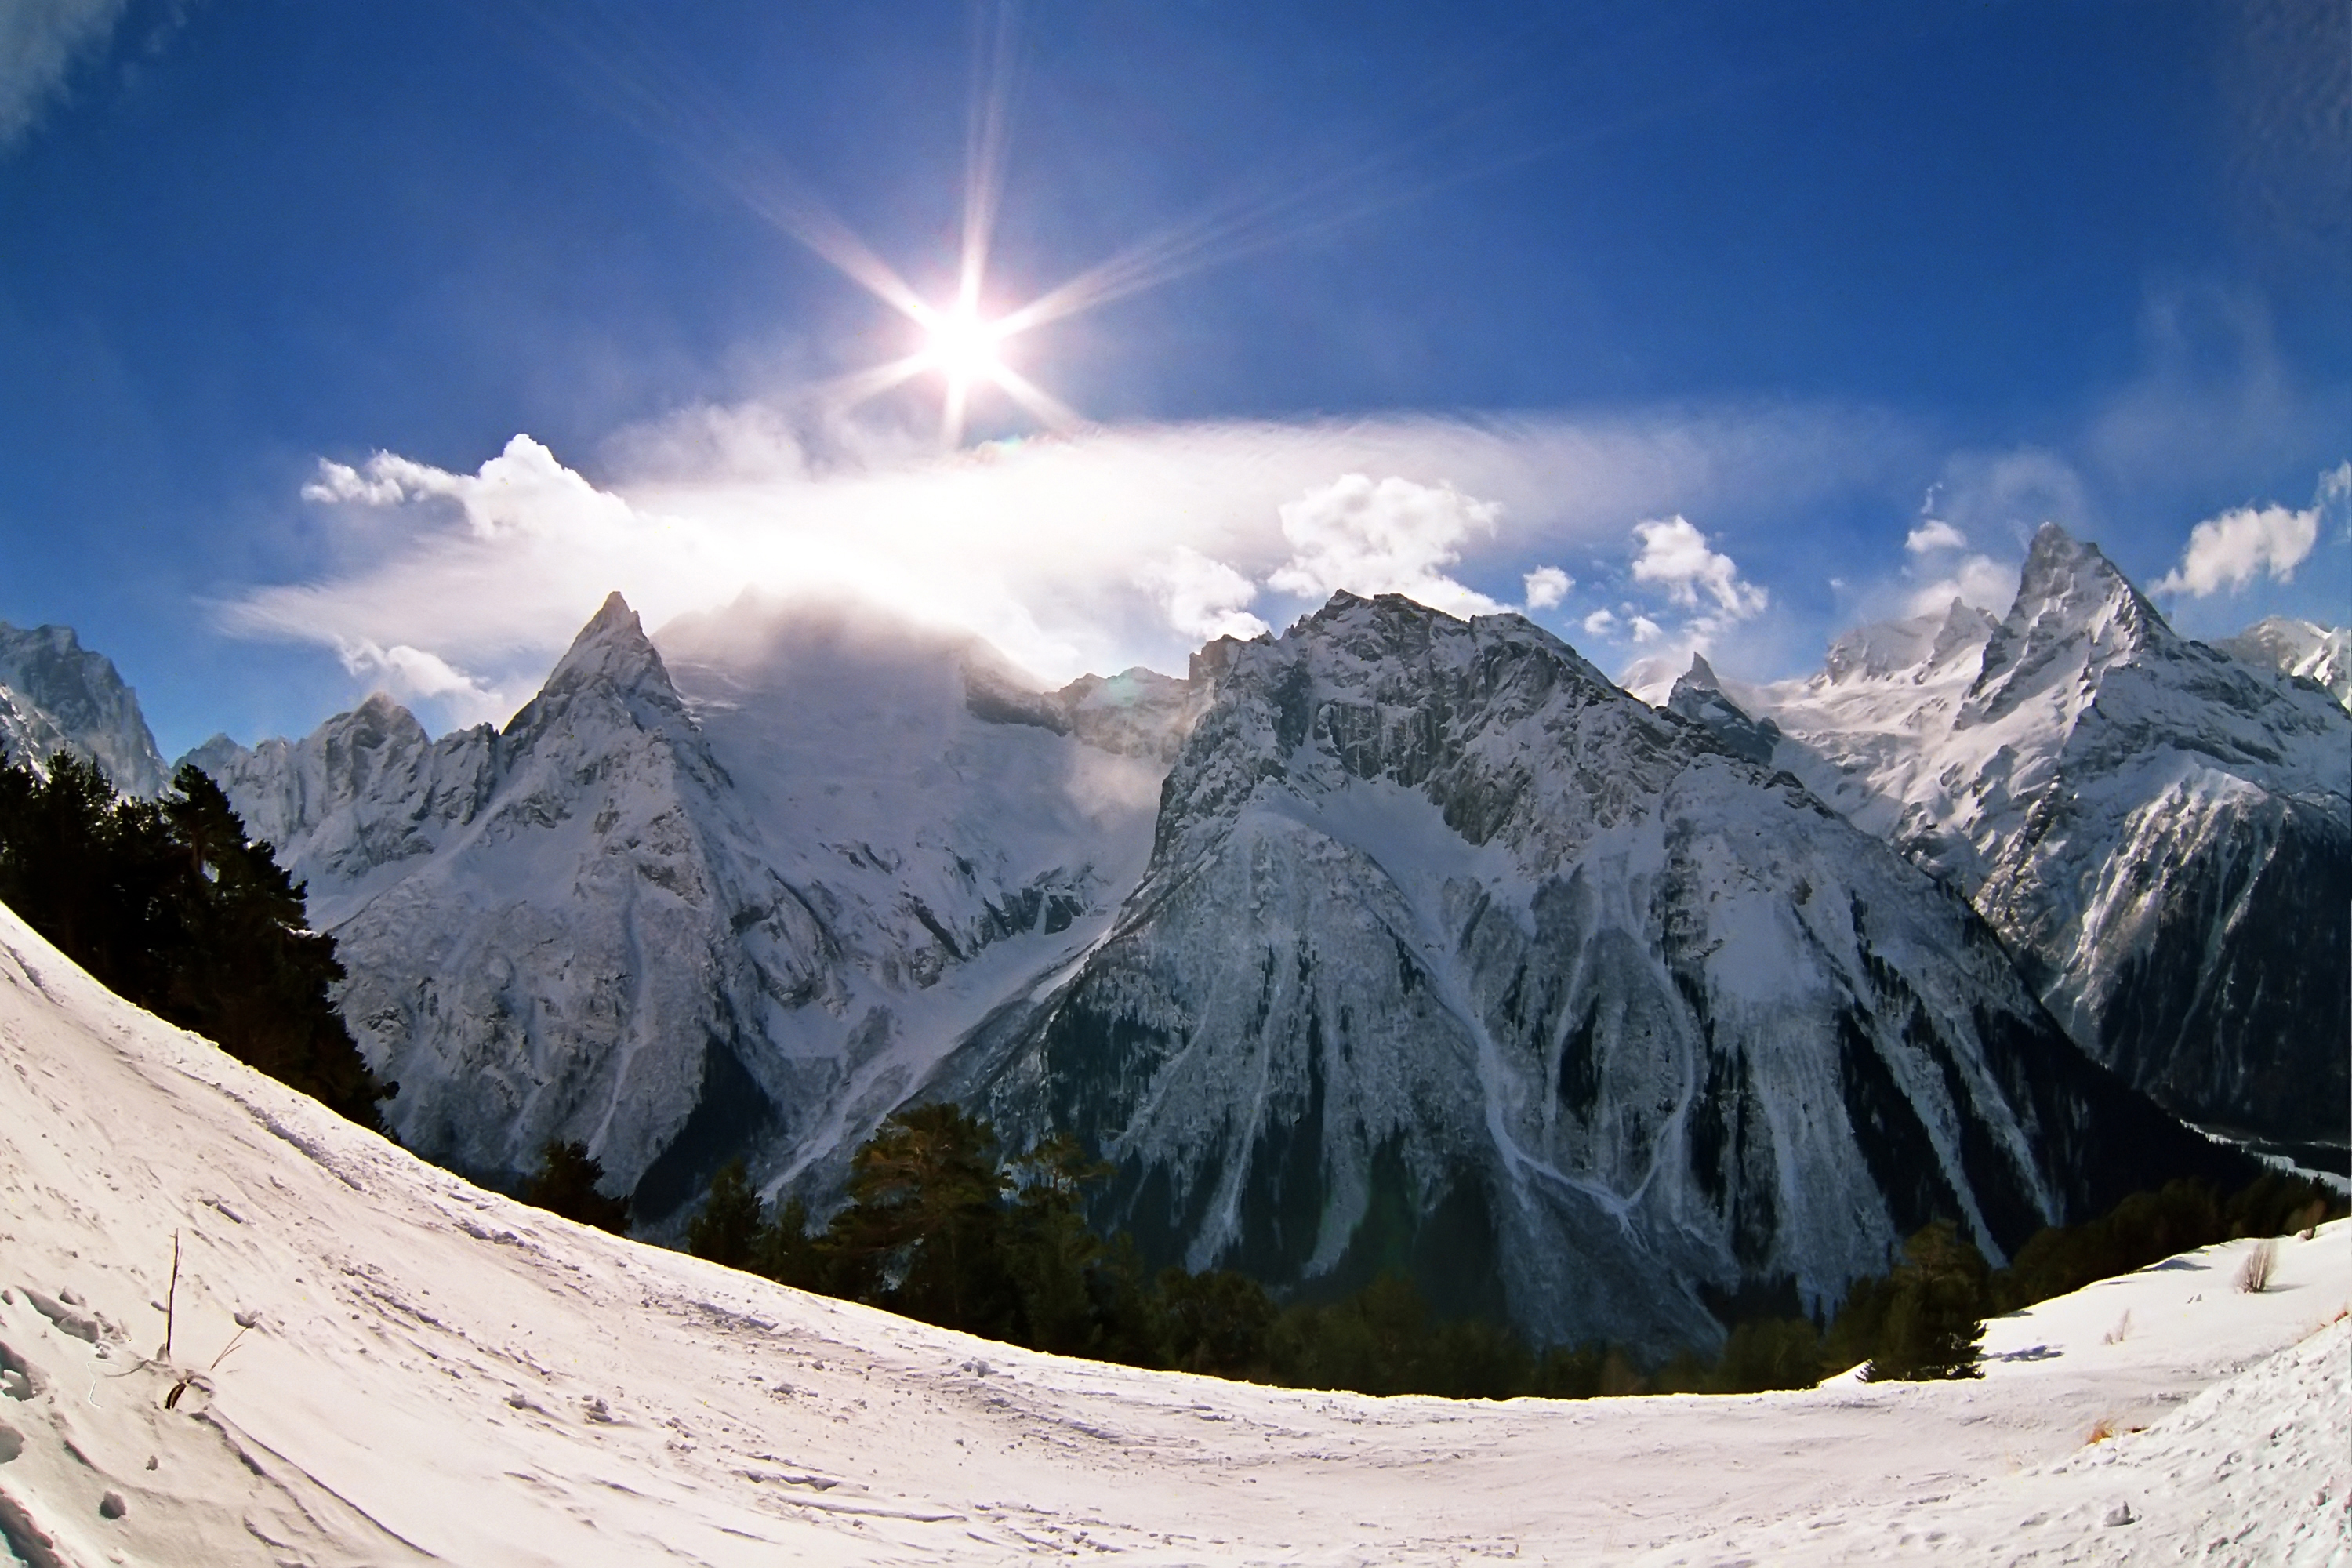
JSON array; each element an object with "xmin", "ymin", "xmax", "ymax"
[
  {"xmin": 826, "ymin": 1104, "xmax": 1012, "ymax": 1334},
  {"xmin": 522, "ymin": 1139, "xmax": 632, "ymax": 1234},
  {"xmin": 687, "ymin": 1158, "xmax": 766, "ymax": 1270},
  {"xmin": 1864, "ymin": 1220, "xmax": 1988, "ymax": 1381},
  {"xmin": 0, "ymin": 753, "xmax": 391, "ymax": 1131},
  {"xmin": 158, "ymin": 764, "xmax": 390, "ymax": 1129}
]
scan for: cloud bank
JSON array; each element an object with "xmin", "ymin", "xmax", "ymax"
[{"xmin": 223, "ymin": 401, "xmax": 1916, "ymax": 728}]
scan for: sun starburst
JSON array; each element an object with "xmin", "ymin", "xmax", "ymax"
[{"xmin": 553, "ymin": 0, "xmax": 1410, "ymax": 449}]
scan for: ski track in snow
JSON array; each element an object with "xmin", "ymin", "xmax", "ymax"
[{"xmin": 0, "ymin": 906, "xmax": 2344, "ymax": 1565}]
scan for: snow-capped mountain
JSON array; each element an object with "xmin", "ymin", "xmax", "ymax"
[
  {"xmin": 187, "ymin": 593, "xmax": 1181, "ymax": 1217},
  {"xmin": 2217, "ymin": 615, "xmax": 2351, "ymax": 710},
  {"xmin": 938, "ymin": 593, "xmax": 2245, "ymax": 1352},
  {"xmin": 1726, "ymin": 525, "xmax": 2350, "ymax": 1146},
  {"xmin": 0, "ymin": 620, "xmax": 169, "ymax": 795}
]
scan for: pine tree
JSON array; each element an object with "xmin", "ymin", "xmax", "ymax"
[
  {"xmin": 1001, "ymin": 1131, "xmax": 1111, "ymax": 1355},
  {"xmin": 158, "ymin": 765, "xmax": 391, "ymax": 1130},
  {"xmin": 751, "ymin": 1195, "xmax": 826, "ymax": 1290},
  {"xmin": 687, "ymin": 1159, "xmax": 766, "ymax": 1269},
  {"xmin": 1864, "ymin": 1220, "xmax": 1988, "ymax": 1381},
  {"xmin": 825, "ymin": 1104, "xmax": 1012, "ymax": 1334},
  {"xmin": 522, "ymin": 1139, "xmax": 632, "ymax": 1234}
]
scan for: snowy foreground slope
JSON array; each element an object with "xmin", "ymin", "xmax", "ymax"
[{"xmin": 2, "ymin": 907, "xmax": 2343, "ymax": 1566}]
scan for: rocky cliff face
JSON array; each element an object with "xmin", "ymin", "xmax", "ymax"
[
  {"xmin": 191, "ymin": 593, "xmax": 1181, "ymax": 1217},
  {"xmin": 1732, "ymin": 526, "xmax": 2350, "ymax": 1145},
  {"xmin": 0, "ymin": 622, "xmax": 169, "ymax": 795},
  {"xmin": 936, "ymin": 593, "xmax": 2241, "ymax": 1353}
]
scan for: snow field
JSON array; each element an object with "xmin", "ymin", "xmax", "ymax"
[{"xmin": 0, "ymin": 901, "xmax": 2343, "ymax": 1566}]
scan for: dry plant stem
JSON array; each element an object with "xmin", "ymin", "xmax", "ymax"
[
  {"xmin": 209, "ymin": 1325, "xmax": 249, "ymax": 1372},
  {"xmin": 158, "ymin": 1229, "xmax": 180, "ymax": 1363},
  {"xmin": 2237, "ymin": 1238, "xmax": 2278, "ymax": 1294}
]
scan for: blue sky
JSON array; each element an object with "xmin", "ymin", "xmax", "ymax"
[{"xmin": 2, "ymin": 0, "xmax": 2346, "ymax": 755}]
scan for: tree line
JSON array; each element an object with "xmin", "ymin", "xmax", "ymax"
[
  {"xmin": 647, "ymin": 1102, "xmax": 2342, "ymax": 1402},
  {"xmin": 0, "ymin": 750, "xmax": 393, "ymax": 1129}
]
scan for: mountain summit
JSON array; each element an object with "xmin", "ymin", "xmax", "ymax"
[
  {"xmin": 0, "ymin": 621, "xmax": 169, "ymax": 794},
  {"xmin": 1744, "ymin": 525, "xmax": 2350, "ymax": 1145},
  {"xmin": 942, "ymin": 593, "xmax": 2240, "ymax": 1351},
  {"xmin": 194, "ymin": 590, "xmax": 1181, "ymax": 1217}
]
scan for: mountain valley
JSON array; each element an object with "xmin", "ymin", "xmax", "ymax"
[{"xmin": 2, "ymin": 531, "xmax": 2341, "ymax": 1352}]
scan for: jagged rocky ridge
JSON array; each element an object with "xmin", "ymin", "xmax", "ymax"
[
  {"xmin": 0, "ymin": 620, "xmax": 169, "ymax": 795},
  {"xmin": 187, "ymin": 593, "xmax": 1182, "ymax": 1218},
  {"xmin": 1714, "ymin": 526, "xmax": 2351, "ymax": 1147},
  {"xmin": 935, "ymin": 593, "xmax": 2246, "ymax": 1352},
  {"xmin": 2218, "ymin": 616, "xmax": 2351, "ymax": 710}
]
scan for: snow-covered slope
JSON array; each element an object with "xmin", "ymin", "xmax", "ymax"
[
  {"xmin": 186, "ymin": 593, "xmax": 1178, "ymax": 1218},
  {"xmin": 940, "ymin": 593, "xmax": 2245, "ymax": 1353},
  {"xmin": 0, "ymin": 900, "xmax": 2342, "ymax": 1566},
  {"xmin": 1734, "ymin": 525, "xmax": 2352, "ymax": 1146},
  {"xmin": 0, "ymin": 622, "xmax": 169, "ymax": 796},
  {"xmin": 2219, "ymin": 615, "xmax": 2352, "ymax": 710}
]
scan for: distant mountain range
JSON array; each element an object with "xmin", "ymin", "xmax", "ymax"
[
  {"xmin": 0, "ymin": 621, "xmax": 168, "ymax": 795},
  {"xmin": 3, "ymin": 528, "xmax": 2338, "ymax": 1349},
  {"xmin": 1686, "ymin": 527, "xmax": 2349, "ymax": 1149}
]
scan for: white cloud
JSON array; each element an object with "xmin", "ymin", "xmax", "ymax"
[
  {"xmin": 2154, "ymin": 501, "xmax": 2321, "ymax": 597},
  {"xmin": 334, "ymin": 640, "xmax": 518, "ymax": 729},
  {"xmin": 2321, "ymin": 459, "xmax": 2351, "ymax": 540},
  {"xmin": 1629, "ymin": 615, "xmax": 1663, "ymax": 644},
  {"xmin": 0, "ymin": 0, "xmax": 128, "ymax": 151},
  {"xmin": 1266, "ymin": 474, "xmax": 1504, "ymax": 618},
  {"xmin": 1521, "ymin": 565, "xmax": 1571, "ymax": 610},
  {"xmin": 1581, "ymin": 608, "xmax": 1617, "ymax": 637},
  {"xmin": 303, "ymin": 459, "xmax": 409, "ymax": 508},
  {"xmin": 1905, "ymin": 554, "xmax": 2017, "ymax": 618},
  {"xmin": 303, "ymin": 435, "xmax": 638, "ymax": 543},
  {"xmin": 1138, "ymin": 548, "xmax": 1271, "ymax": 642},
  {"xmin": 1628, "ymin": 516, "xmax": 1768, "ymax": 619},
  {"xmin": 216, "ymin": 401, "xmax": 1923, "ymax": 728},
  {"xmin": 1905, "ymin": 519, "xmax": 1968, "ymax": 555},
  {"xmin": 1930, "ymin": 448, "xmax": 2096, "ymax": 547}
]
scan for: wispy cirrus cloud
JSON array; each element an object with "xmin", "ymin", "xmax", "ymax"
[{"xmin": 0, "ymin": 0, "xmax": 129, "ymax": 152}]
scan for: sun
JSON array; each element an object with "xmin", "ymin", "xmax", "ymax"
[{"xmin": 922, "ymin": 304, "xmax": 1008, "ymax": 388}]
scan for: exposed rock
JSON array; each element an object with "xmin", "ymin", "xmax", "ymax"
[{"xmin": 938, "ymin": 592, "xmax": 2245, "ymax": 1352}]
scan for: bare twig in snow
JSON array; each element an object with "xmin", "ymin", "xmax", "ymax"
[{"xmin": 2237, "ymin": 1238, "xmax": 2278, "ymax": 1294}]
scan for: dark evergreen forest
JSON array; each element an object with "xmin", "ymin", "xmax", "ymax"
[
  {"xmin": 0, "ymin": 750, "xmax": 392, "ymax": 1129},
  {"xmin": 669, "ymin": 1105, "xmax": 2342, "ymax": 1401}
]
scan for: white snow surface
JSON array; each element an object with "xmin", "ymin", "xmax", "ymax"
[
  {"xmin": 1723, "ymin": 527, "xmax": 2350, "ymax": 1134},
  {"xmin": 2219, "ymin": 616, "xmax": 2352, "ymax": 710},
  {"xmin": 6, "ymin": 815, "xmax": 2344, "ymax": 1563},
  {"xmin": 181, "ymin": 593, "xmax": 1178, "ymax": 1203}
]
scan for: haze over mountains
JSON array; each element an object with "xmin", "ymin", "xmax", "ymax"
[{"xmin": 5, "ymin": 524, "xmax": 2343, "ymax": 1352}]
